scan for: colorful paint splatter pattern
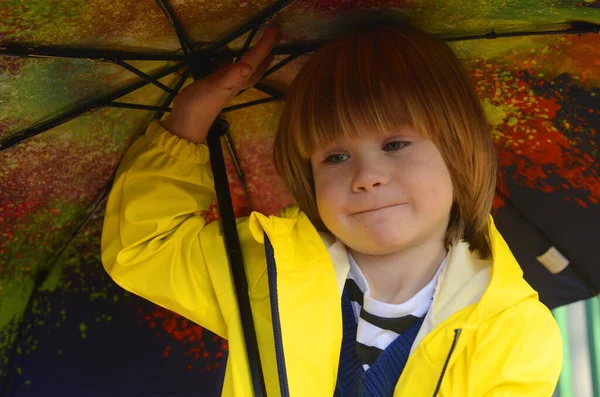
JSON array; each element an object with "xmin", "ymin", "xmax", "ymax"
[{"xmin": 1, "ymin": 0, "xmax": 599, "ymax": 391}]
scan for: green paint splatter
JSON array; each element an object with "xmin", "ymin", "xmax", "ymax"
[
  {"xmin": 90, "ymin": 292, "xmax": 106, "ymax": 301},
  {"xmin": 482, "ymin": 98, "xmax": 508, "ymax": 126},
  {"xmin": 79, "ymin": 322, "xmax": 87, "ymax": 340}
]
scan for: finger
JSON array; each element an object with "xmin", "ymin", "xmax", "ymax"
[
  {"xmin": 238, "ymin": 27, "xmax": 281, "ymax": 72},
  {"xmin": 245, "ymin": 54, "xmax": 275, "ymax": 89}
]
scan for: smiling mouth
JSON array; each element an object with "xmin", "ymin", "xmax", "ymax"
[{"xmin": 351, "ymin": 204, "xmax": 404, "ymax": 215}]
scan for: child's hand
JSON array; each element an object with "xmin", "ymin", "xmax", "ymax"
[{"xmin": 161, "ymin": 27, "xmax": 281, "ymax": 143}]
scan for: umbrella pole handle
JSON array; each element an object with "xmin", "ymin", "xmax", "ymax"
[{"xmin": 206, "ymin": 116, "xmax": 267, "ymax": 397}]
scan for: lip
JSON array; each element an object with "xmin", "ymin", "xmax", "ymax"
[{"xmin": 350, "ymin": 203, "xmax": 405, "ymax": 215}]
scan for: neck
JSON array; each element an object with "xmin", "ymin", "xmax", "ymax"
[{"xmin": 349, "ymin": 239, "xmax": 447, "ymax": 304}]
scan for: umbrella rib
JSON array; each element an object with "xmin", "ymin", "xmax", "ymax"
[
  {"xmin": 1, "ymin": 22, "xmax": 595, "ymax": 64},
  {"xmin": 223, "ymin": 97, "xmax": 282, "ymax": 113},
  {"xmin": 234, "ymin": 75, "xmax": 285, "ymax": 100},
  {"xmin": 206, "ymin": 0, "xmax": 298, "ymax": 53},
  {"xmin": 214, "ymin": 21, "xmax": 600, "ymax": 61},
  {"xmin": 154, "ymin": 0, "xmax": 194, "ymax": 56},
  {"xmin": 263, "ymin": 53, "xmax": 301, "ymax": 78},
  {"xmin": 0, "ymin": 63, "xmax": 185, "ymax": 152},
  {"xmin": 496, "ymin": 189, "xmax": 599, "ymax": 295},
  {"xmin": 214, "ymin": 43, "xmax": 318, "ymax": 61},
  {"xmin": 108, "ymin": 67, "xmax": 189, "ymax": 114},
  {"xmin": 154, "ymin": 69, "xmax": 191, "ymax": 121},
  {"xmin": 234, "ymin": 26, "xmax": 261, "ymax": 64},
  {"xmin": 0, "ymin": 44, "xmax": 184, "ymax": 61},
  {"xmin": 444, "ymin": 21, "xmax": 600, "ymax": 42},
  {"xmin": 254, "ymin": 82, "xmax": 284, "ymax": 98},
  {"xmin": 114, "ymin": 60, "xmax": 176, "ymax": 94},
  {"xmin": 108, "ymin": 102, "xmax": 173, "ymax": 112}
]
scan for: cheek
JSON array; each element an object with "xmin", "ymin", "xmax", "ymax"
[
  {"xmin": 405, "ymin": 156, "xmax": 454, "ymax": 212},
  {"xmin": 314, "ymin": 178, "xmax": 336, "ymax": 219},
  {"xmin": 312, "ymin": 168, "xmax": 345, "ymax": 229},
  {"xmin": 312, "ymin": 168, "xmax": 331, "ymax": 216}
]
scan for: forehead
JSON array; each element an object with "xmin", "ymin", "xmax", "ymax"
[{"xmin": 314, "ymin": 124, "xmax": 421, "ymax": 148}]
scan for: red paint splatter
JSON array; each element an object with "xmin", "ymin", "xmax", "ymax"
[
  {"xmin": 141, "ymin": 306, "xmax": 227, "ymax": 374},
  {"xmin": 469, "ymin": 58, "xmax": 599, "ymax": 208}
]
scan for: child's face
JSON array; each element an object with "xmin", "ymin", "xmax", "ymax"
[{"xmin": 310, "ymin": 126, "xmax": 454, "ymax": 256}]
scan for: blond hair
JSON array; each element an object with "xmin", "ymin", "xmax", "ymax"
[{"xmin": 273, "ymin": 22, "xmax": 497, "ymax": 258}]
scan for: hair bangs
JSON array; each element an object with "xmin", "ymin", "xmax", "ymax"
[{"xmin": 291, "ymin": 31, "xmax": 416, "ymax": 159}]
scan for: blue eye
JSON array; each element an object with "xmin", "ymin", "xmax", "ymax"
[
  {"xmin": 324, "ymin": 153, "xmax": 349, "ymax": 164},
  {"xmin": 383, "ymin": 141, "xmax": 410, "ymax": 151}
]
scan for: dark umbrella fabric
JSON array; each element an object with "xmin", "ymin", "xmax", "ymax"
[{"xmin": 1, "ymin": 1, "xmax": 599, "ymax": 396}]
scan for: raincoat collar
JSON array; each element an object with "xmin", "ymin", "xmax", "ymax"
[
  {"xmin": 316, "ymin": 215, "xmax": 536, "ymax": 332},
  {"xmin": 248, "ymin": 208, "xmax": 538, "ymax": 395},
  {"xmin": 248, "ymin": 208, "xmax": 537, "ymax": 335}
]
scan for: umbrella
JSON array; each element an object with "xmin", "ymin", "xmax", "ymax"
[{"xmin": 1, "ymin": 1, "xmax": 599, "ymax": 396}]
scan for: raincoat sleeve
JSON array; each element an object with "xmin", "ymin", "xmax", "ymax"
[
  {"xmin": 101, "ymin": 119, "xmax": 229, "ymax": 338},
  {"xmin": 471, "ymin": 300, "xmax": 563, "ymax": 396}
]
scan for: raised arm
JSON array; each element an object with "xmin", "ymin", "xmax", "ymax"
[
  {"xmin": 101, "ymin": 121, "xmax": 231, "ymax": 335},
  {"xmin": 101, "ymin": 27, "xmax": 280, "ymax": 337}
]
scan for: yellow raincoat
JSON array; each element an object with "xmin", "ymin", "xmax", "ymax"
[{"xmin": 102, "ymin": 120, "xmax": 562, "ymax": 396}]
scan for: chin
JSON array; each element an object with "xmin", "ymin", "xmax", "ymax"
[{"xmin": 346, "ymin": 234, "xmax": 411, "ymax": 256}]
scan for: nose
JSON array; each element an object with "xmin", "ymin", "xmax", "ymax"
[{"xmin": 351, "ymin": 159, "xmax": 391, "ymax": 193}]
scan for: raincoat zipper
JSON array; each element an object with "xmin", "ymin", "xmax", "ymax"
[
  {"xmin": 264, "ymin": 234, "xmax": 291, "ymax": 397},
  {"xmin": 265, "ymin": 234, "xmax": 463, "ymax": 397},
  {"xmin": 432, "ymin": 328, "xmax": 462, "ymax": 397}
]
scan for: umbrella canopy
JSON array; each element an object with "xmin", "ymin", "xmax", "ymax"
[{"xmin": 1, "ymin": 1, "xmax": 599, "ymax": 396}]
